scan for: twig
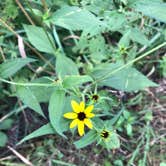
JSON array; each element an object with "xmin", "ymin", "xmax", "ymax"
[
  {"xmin": 0, "ymin": 156, "xmax": 16, "ymax": 161},
  {"xmin": 15, "ymin": 0, "xmax": 35, "ymax": 25},
  {"xmin": 7, "ymin": 146, "xmax": 33, "ymax": 166},
  {"xmin": 0, "ymin": 18, "xmax": 54, "ymax": 70},
  {"xmin": 41, "ymin": 0, "xmax": 48, "ymax": 11}
]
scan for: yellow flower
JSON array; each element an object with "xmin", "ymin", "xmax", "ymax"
[{"xmin": 63, "ymin": 100, "xmax": 95, "ymax": 136}]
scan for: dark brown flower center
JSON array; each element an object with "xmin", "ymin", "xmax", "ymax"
[
  {"xmin": 78, "ymin": 112, "xmax": 86, "ymax": 121},
  {"xmin": 92, "ymin": 94, "xmax": 99, "ymax": 101},
  {"xmin": 101, "ymin": 130, "xmax": 109, "ymax": 139}
]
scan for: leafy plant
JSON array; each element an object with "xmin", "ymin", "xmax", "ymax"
[{"xmin": 0, "ymin": 0, "xmax": 166, "ymax": 165}]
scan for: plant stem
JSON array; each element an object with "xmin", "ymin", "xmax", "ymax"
[
  {"xmin": 0, "ymin": 78, "xmax": 57, "ymax": 87},
  {"xmin": 0, "ymin": 18, "xmax": 55, "ymax": 70},
  {"xmin": 96, "ymin": 42, "xmax": 166, "ymax": 83},
  {"xmin": 53, "ymin": 26, "xmax": 64, "ymax": 54},
  {"xmin": 142, "ymin": 124, "xmax": 150, "ymax": 166},
  {"xmin": 15, "ymin": 0, "xmax": 35, "ymax": 25},
  {"xmin": 127, "ymin": 136, "xmax": 144, "ymax": 166}
]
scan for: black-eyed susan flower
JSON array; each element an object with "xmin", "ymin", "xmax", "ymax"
[
  {"xmin": 99, "ymin": 129, "xmax": 120, "ymax": 149},
  {"xmin": 63, "ymin": 100, "xmax": 95, "ymax": 136},
  {"xmin": 100, "ymin": 130, "xmax": 111, "ymax": 141},
  {"xmin": 91, "ymin": 94, "xmax": 99, "ymax": 102}
]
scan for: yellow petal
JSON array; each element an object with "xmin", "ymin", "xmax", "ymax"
[
  {"xmin": 78, "ymin": 120, "xmax": 84, "ymax": 136},
  {"xmin": 79, "ymin": 101, "xmax": 85, "ymax": 112},
  {"xmin": 64, "ymin": 112, "xmax": 77, "ymax": 119},
  {"xmin": 84, "ymin": 119, "xmax": 93, "ymax": 129},
  {"xmin": 84, "ymin": 105, "xmax": 94, "ymax": 114},
  {"xmin": 70, "ymin": 119, "xmax": 78, "ymax": 128},
  {"xmin": 86, "ymin": 113, "xmax": 95, "ymax": 118},
  {"xmin": 71, "ymin": 100, "xmax": 81, "ymax": 113}
]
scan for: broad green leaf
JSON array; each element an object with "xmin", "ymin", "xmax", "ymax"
[
  {"xmin": 131, "ymin": 1, "xmax": 166, "ymax": 23},
  {"xmin": 23, "ymin": 24, "xmax": 55, "ymax": 54},
  {"xmin": 74, "ymin": 130, "xmax": 97, "ymax": 149},
  {"xmin": 16, "ymin": 86, "xmax": 44, "ymax": 117},
  {"xmin": 62, "ymin": 75, "xmax": 93, "ymax": 89},
  {"xmin": 105, "ymin": 11, "xmax": 127, "ymax": 31},
  {"xmin": 0, "ymin": 58, "xmax": 36, "ymax": 78},
  {"xmin": 118, "ymin": 30, "xmax": 131, "ymax": 47},
  {"xmin": 0, "ymin": 119, "xmax": 13, "ymax": 130},
  {"xmin": 130, "ymin": 28, "xmax": 149, "ymax": 45},
  {"xmin": 17, "ymin": 123, "xmax": 54, "ymax": 144},
  {"xmin": 105, "ymin": 132, "xmax": 120, "ymax": 149},
  {"xmin": 91, "ymin": 63, "xmax": 158, "ymax": 92},
  {"xmin": 49, "ymin": 89, "xmax": 66, "ymax": 137},
  {"xmin": 89, "ymin": 35, "xmax": 108, "ymax": 61},
  {"xmin": 0, "ymin": 131, "xmax": 8, "ymax": 147},
  {"xmin": 119, "ymin": 28, "xmax": 149, "ymax": 46},
  {"xmin": 51, "ymin": 6, "xmax": 102, "ymax": 30},
  {"xmin": 74, "ymin": 34, "xmax": 107, "ymax": 61},
  {"xmin": 114, "ymin": 160, "xmax": 123, "ymax": 166},
  {"xmin": 29, "ymin": 77, "xmax": 58, "ymax": 102},
  {"xmin": 56, "ymin": 55, "xmax": 78, "ymax": 78}
]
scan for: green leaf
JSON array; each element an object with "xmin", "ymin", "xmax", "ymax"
[
  {"xmin": 49, "ymin": 89, "xmax": 66, "ymax": 137},
  {"xmin": 123, "ymin": 110, "xmax": 131, "ymax": 119},
  {"xmin": 16, "ymin": 86, "xmax": 44, "ymax": 117},
  {"xmin": 89, "ymin": 35, "xmax": 108, "ymax": 61},
  {"xmin": 74, "ymin": 130, "xmax": 97, "ymax": 149},
  {"xmin": 120, "ymin": 28, "xmax": 149, "ymax": 46},
  {"xmin": 0, "ymin": 58, "xmax": 36, "ymax": 78},
  {"xmin": 160, "ymin": 163, "xmax": 166, "ymax": 166},
  {"xmin": 23, "ymin": 24, "xmax": 55, "ymax": 54},
  {"xmin": 17, "ymin": 123, "xmax": 55, "ymax": 144},
  {"xmin": 106, "ymin": 11, "xmax": 127, "ymax": 31},
  {"xmin": 126, "ymin": 123, "xmax": 132, "ymax": 136},
  {"xmin": 0, "ymin": 131, "xmax": 8, "ymax": 147},
  {"xmin": 0, "ymin": 119, "xmax": 13, "ymax": 130},
  {"xmin": 130, "ymin": 28, "xmax": 149, "ymax": 45},
  {"xmin": 62, "ymin": 75, "xmax": 93, "ymax": 89},
  {"xmin": 108, "ymin": 108, "xmax": 124, "ymax": 126},
  {"xmin": 118, "ymin": 30, "xmax": 131, "ymax": 47},
  {"xmin": 52, "ymin": 160, "xmax": 76, "ymax": 166},
  {"xmin": 91, "ymin": 63, "xmax": 158, "ymax": 92},
  {"xmin": 51, "ymin": 6, "xmax": 102, "ymax": 30},
  {"xmin": 105, "ymin": 132, "xmax": 120, "ymax": 149},
  {"xmin": 131, "ymin": 1, "xmax": 166, "ymax": 23},
  {"xmin": 56, "ymin": 55, "xmax": 78, "ymax": 78},
  {"xmin": 144, "ymin": 111, "xmax": 153, "ymax": 121},
  {"xmin": 29, "ymin": 77, "xmax": 58, "ymax": 102},
  {"xmin": 114, "ymin": 160, "xmax": 123, "ymax": 166}
]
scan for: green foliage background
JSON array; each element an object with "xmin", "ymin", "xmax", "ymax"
[{"xmin": 0, "ymin": 0, "xmax": 166, "ymax": 165}]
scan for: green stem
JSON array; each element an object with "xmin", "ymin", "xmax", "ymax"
[
  {"xmin": 142, "ymin": 124, "xmax": 150, "ymax": 166},
  {"xmin": 96, "ymin": 42, "xmax": 166, "ymax": 83},
  {"xmin": 0, "ymin": 78, "xmax": 57, "ymax": 87},
  {"xmin": 127, "ymin": 136, "xmax": 144, "ymax": 166},
  {"xmin": 0, "ymin": 105, "xmax": 27, "ymax": 122},
  {"xmin": 53, "ymin": 26, "xmax": 64, "ymax": 53}
]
